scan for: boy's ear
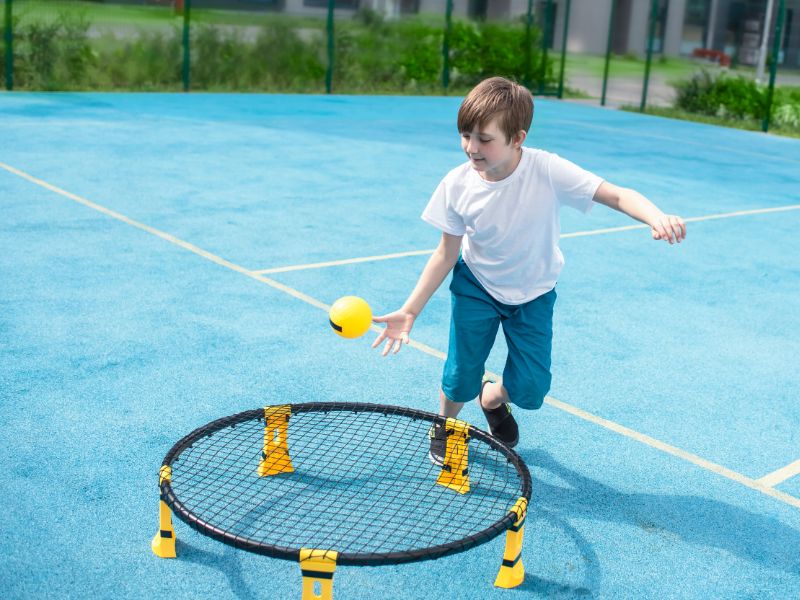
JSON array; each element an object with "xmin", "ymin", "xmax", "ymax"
[{"xmin": 512, "ymin": 130, "xmax": 527, "ymax": 148}]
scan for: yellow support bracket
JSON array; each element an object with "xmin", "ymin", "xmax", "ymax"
[
  {"xmin": 494, "ymin": 496, "xmax": 528, "ymax": 588},
  {"xmin": 299, "ymin": 548, "xmax": 338, "ymax": 600},
  {"xmin": 435, "ymin": 417, "xmax": 471, "ymax": 494},
  {"xmin": 151, "ymin": 465, "xmax": 177, "ymax": 558},
  {"xmin": 258, "ymin": 405, "xmax": 295, "ymax": 477}
]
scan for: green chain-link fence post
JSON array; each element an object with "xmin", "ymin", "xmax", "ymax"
[
  {"xmin": 762, "ymin": 0, "xmax": 786, "ymax": 133},
  {"xmin": 640, "ymin": 0, "xmax": 658, "ymax": 112},
  {"xmin": 442, "ymin": 0, "xmax": 453, "ymax": 91},
  {"xmin": 556, "ymin": 0, "xmax": 571, "ymax": 99},
  {"xmin": 538, "ymin": 0, "xmax": 553, "ymax": 94},
  {"xmin": 601, "ymin": 0, "xmax": 617, "ymax": 106},
  {"xmin": 182, "ymin": 0, "xmax": 191, "ymax": 92},
  {"xmin": 325, "ymin": 0, "xmax": 334, "ymax": 94},
  {"xmin": 3, "ymin": 0, "xmax": 12, "ymax": 91},
  {"xmin": 524, "ymin": 0, "xmax": 534, "ymax": 89}
]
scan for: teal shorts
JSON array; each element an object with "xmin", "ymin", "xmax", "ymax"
[{"xmin": 442, "ymin": 258, "xmax": 556, "ymax": 410}]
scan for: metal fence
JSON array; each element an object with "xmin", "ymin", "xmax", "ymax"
[
  {"xmin": 2, "ymin": 0, "xmax": 797, "ymax": 133},
  {"xmin": 0, "ymin": 0, "xmax": 569, "ymax": 95}
]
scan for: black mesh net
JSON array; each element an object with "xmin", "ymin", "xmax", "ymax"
[{"xmin": 163, "ymin": 403, "xmax": 529, "ymax": 565}]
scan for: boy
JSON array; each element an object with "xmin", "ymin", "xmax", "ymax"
[{"xmin": 371, "ymin": 77, "xmax": 685, "ymax": 464}]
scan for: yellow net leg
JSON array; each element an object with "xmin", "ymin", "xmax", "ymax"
[
  {"xmin": 299, "ymin": 549, "xmax": 338, "ymax": 600},
  {"xmin": 151, "ymin": 466, "xmax": 176, "ymax": 558},
  {"xmin": 436, "ymin": 418, "xmax": 471, "ymax": 494},
  {"xmin": 494, "ymin": 497, "xmax": 528, "ymax": 588},
  {"xmin": 257, "ymin": 405, "xmax": 295, "ymax": 477}
]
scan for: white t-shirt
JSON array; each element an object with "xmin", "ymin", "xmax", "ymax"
[{"xmin": 421, "ymin": 147, "xmax": 603, "ymax": 305}]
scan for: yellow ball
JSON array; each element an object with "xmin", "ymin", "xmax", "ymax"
[{"xmin": 329, "ymin": 296, "xmax": 373, "ymax": 339}]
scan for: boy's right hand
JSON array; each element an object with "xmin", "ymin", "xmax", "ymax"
[{"xmin": 371, "ymin": 310, "xmax": 415, "ymax": 356}]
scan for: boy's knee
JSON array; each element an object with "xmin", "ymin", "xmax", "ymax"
[{"xmin": 508, "ymin": 374, "xmax": 551, "ymax": 410}]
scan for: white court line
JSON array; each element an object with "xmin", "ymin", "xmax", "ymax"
[
  {"xmin": 254, "ymin": 249, "xmax": 435, "ymax": 274},
  {"xmin": 253, "ymin": 204, "xmax": 800, "ymax": 275},
  {"xmin": 0, "ymin": 162, "xmax": 328, "ymax": 311},
  {"xmin": 3, "ymin": 160, "xmax": 799, "ymax": 511},
  {"xmin": 757, "ymin": 459, "xmax": 800, "ymax": 488}
]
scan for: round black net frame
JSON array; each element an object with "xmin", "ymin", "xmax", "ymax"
[{"xmin": 159, "ymin": 402, "xmax": 532, "ymax": 567}]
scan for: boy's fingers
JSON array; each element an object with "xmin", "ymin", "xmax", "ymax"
[
  {"xmin": 382, "ymin": 338, "xmax": 393, "ymax": 357},
  {"xmin": 371, "ymin": 331, "xmax": 386, "ymax": 348},
  {"xmin": 675, "ymin": 219, "xmax": 687, "ymax": 240}
]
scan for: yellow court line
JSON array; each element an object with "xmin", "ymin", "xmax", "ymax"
[
  {"xmin": 3, "ymin": 160, "xmax": 799, "ymax": 511},
  {"xmin": 757, "ymin": 459, "xmax": 800, "ymax": 489},
  {"xmin": 252, "ymin": 203, "xmax": 800, "ymax": 275}
]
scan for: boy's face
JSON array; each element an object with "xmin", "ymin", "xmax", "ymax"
[{"xmin": 460, "ymin": 116, "xmax": 525, "ymax": 182}]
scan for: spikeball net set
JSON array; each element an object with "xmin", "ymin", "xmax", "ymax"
[{"xmin": 152, "ymin": 402, "xmax": 532, "ymax": 599}]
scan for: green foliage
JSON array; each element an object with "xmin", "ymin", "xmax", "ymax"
[
  {"xmin": 191, "ymin": 23, "xmax": 325, "ymax": 91},
  {"xmin": 6, "ymin": 11, "xmax": 552, "ymax": 94},
  {"xmin": 674, "ymin": 70, "xmax": 765, "ymax": 120},
  {"xmin": 672, "ymin": 71, "xmax": 799, "ymax": 133},
  {"xmin": 773, "ymin": 102, "xmax": 800, "ymax": 130},
  {"xmin": 251, "ymin": 23, "xmax": 326, "ymax": 91},
  {"xmin": 12, "ymin": 11, "xmax": 95, "ymax": 90},
  {"xmin": 98, "ymin": 30, "xmax": 181, "ymax": 90},
  {"xmin": 448, "ymin": 19, "xmax": 550, "ymax": 89},
  {"xmin": 333, "ymin": 16, "xmax": 442, "ymax": 93}
]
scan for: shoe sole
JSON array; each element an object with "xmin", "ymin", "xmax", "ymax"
[
  {"xmin": 428, "ymin": 451, "xmax": 445, "ymax": 467},
  {"xmin": 489, "ymin": 430, "xmax": 518, "ymax": 448}
]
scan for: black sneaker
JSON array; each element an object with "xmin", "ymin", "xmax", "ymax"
[
  {"xmin": 428, "ymin": 421, "xmax": 447, "ymax": 466},
  {"xmin": 480, "ymin": 378, "xmax": 519, "ymax": 448}
]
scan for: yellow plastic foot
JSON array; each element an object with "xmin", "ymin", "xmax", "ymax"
[
  {"xmin": 299, "ymin": 548, "xmax": 338, "ymax": 600},
  {"xmin": 258, "ymin": 405, "xmax": 295, "ymax": 477},
  {"xmin": 436, "ymin": 417, "xmax": 471, "ymax": 494},
  {"xmin": 151, "ymin": 519, "xmax": 176, "ymax": 558},
  {"xmin": 152, "ymin": 466, "xmax": 177, "ymax": 558},
  {"xmin": 494, "ymin": 497, "xmax": 527, "ymax": 588}
]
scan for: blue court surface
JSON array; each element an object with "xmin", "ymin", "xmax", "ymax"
[{"xmin": 2, "ymin": 92, "xmax": 799, "ymax": 599}]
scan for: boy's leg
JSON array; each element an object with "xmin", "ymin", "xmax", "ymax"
[
  {"xmin": 439, "ymin": 388, "xmax": 466, "ymax": 418},
  {"xmin": 430, "ymin": 260, "xmax": 501, "ymax": 465},
  {"xmin": 480, "ymin": 380, "xmax": 510, "ymax": 410},
  {"xmin": 479, "ymin": 375, "xmax": 519, "ymax": 447},
  {"xmin": 431, "ymin": 301, "xmax": 498, "ymax": 465},
  {"xmin": 440, "ymin": 261, "xmax": 502, "ymax": 410},
  {"xmin": 500, "ymin": 288, "xmax": 556, "ymax": 411}
]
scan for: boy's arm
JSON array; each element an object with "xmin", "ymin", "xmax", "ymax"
[
  {"xmin": 372, "ymin": 232, "xmax": 463, "ymax": 356},
  {"xmin": 593, "ymin": 181, "xmax": 686, "ymax": 244}
]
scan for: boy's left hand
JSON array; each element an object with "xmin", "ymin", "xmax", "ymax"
[{"xmin": 650, "ymin": 214, "xmax": 686, "ymax": 244}]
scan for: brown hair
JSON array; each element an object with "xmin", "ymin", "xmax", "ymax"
[{"xmin": 456, "ymin": 77, "xmax": 533, "ymax": 143}]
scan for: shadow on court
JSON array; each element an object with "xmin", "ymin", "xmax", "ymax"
[
  {"xmin": 174, "ymin": 539, "xmax": 258, "ymax": 600},
  {"xmin": 521, "ymin": 448, "xmax": 800, "ymax": 586}
]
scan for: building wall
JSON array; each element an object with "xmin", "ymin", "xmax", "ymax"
[
  {"xmin": 283, "ymin": 0, "xmax": 800, "ymax": 67},
  {"xmin": 562, "ymin": 0, "xmax": 614, "ymax": 54},
  {"xmin": 664, "ymin": 0, "xmax": 689, "ymax": 55}
]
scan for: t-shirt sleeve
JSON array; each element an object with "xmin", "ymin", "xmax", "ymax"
[
  {"xmin": 421, "ymin": 179, "xmax": 467, "ymax": 235},
  {"xmin": 548, "ymin": 154, "xmax": 604, "ymax": 213}
]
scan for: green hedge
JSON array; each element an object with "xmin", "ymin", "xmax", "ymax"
[
  {"xmin": 3, "ymin": 9, "xmax": 554, "ymax": 93},
  {"xmin": 673, "ymin": 70, "xmax": 800, "ymax": 132}
]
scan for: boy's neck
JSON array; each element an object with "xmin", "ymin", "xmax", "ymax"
[{"xmin": 479, "ymin": 147, "xmax": 523, "ymax": 182}]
